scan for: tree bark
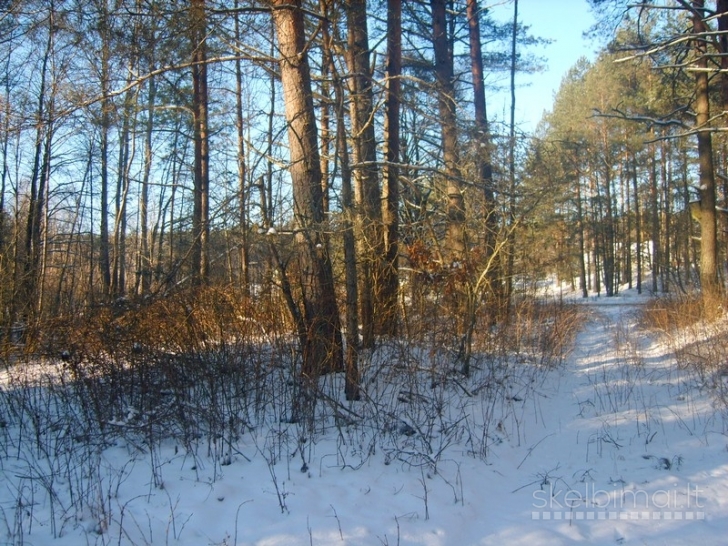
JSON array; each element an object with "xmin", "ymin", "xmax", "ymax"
[
  {"xmin": 139, "ymin": 71, "xmax": 156, "ymax": 295},
  {"xmin": 318, "ymin": 0, "xmax": 361, "ymax": 399},
  {"xmin": 504, "ymin": 0, "xmax": 518, "ymax": 312},
  {"xmin": 99, "ymin": 26, "xmax": 112, "ymax": 297},
  {"xmin": 346, "ymin": 0, "xmax": 383, "ymax": 347},
  {"xmin": 576, "ymin": 170, "xmax": 588, "ymax": 298},
  {"xmin": 692, "ymin": 0, "xmax": 720, "ymax": 308},
  {"xmin": 631, "ymin": 153, "xmax": 642, "ymax": 294},
  {"xmin": 332, "ymin": 52, "xmax": 361, "ymax": 401},
  {"xmin": 191, "ymin": 0, "xmax": 210, "ymax": 285},
  {"xmin": 430, "ymin": 0, "xmax": 465, "ymax": 262},
  {"xmin": 271, "ymin": 0, "xmax": 344, "ymax": 381},
  {"xmin": 466, "ymin": 0, "xmax": 500, "ymax": 316},
  {"xmin": 24, "ymin": 9, "xmax": 55, "ymax": 319},
  {"xmin": 380, "ymin": 0, "xmax": 402, "ymax": 337},
  {"xmin": 718, "ymin": 0, "xmax": 728, "ymax": 115},
  {"xmin": 319, "ymin": 0, "xmax": 332, "ymax": 217},
  {"xmin": 234, "ymin": 1, "xmax": 250, "ymax": 296}
]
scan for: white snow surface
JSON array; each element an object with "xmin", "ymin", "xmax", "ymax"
[{"xmin": 1, "ymin": 289, "xmax": 728, "ymax": 545}]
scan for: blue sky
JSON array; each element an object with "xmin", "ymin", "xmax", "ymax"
[{"xmin": 488, "ymin": 0, "xmax": 599, "ymax": 131}]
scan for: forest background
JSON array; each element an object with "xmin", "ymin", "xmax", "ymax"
[{"xmin": 1, "ymin": 0, "xmax": 727, "ymax": 395}]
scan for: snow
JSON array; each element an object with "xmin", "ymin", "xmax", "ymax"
[{"xmin": 1, "ymin": 288, "xmax": 728, "ymax": 545}]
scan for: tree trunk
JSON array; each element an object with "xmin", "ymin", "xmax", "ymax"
[
  {"xmin": 601, "ymin": 149, "xmax": 616, "ymax": 296},
  {"xmin": 319, "ymin": 0, "xmax": 360, "ymax": 399},
  {"xmin": 380, "ymin": 0, "xmax": 402, "ymax": 337},
  {"xmin": 466, "ymin": 0, "xmax": 499, "ymax": 308},
  {"xmin": 0, "ymin": 53, "xmax": 10, "ymax": 330},
  {"xmin": 576, "ymin": 172, "xmax": 588, "ymax": 298},
  {"xmin": 430, "ymin": 0, "xmax": 465, "ymax": 262},
  {"xmin": 24, "ymin": 11, "xmax": 54, "ymax": 319},
  {"xmin": 631, "ymin": 153, "xmax": 642, "ymax": 294},
  {"xmin": 191, "ymin": 0, "xmax": 210, "ymax": 285},
  {"xmin": 271, "ymin": 0, "xmax": 344, "ymax": 381},
  {"xmin": 693, "ymin": 0, "xmax": 720, "ymax": 308},
  {"xmin": 504, "ymin": 0, "xmax": 519, "ymax": 313},
  {"xmin": 660, "ymin": 138, "xmax": 671, "ymax": 292},
  {"xmin": 319, "ymin": 0, "xmax": 332, "ymax": 217},
  {"xmin": 234, "ymin": 2, "xmax": 250, "ymax": 296},
  {"xmin": 113, "ymin": 65, "xmax": 136, "ymax": 298},
  {"xmin": 346, "ymin": 0, "xmax": 383, "ymax": 347},
  {"xmin": 99, "ymin": 46, "xmax": 112, "ymax": 298},
  {"xmin": 332, "ymin": 53, "xmax": 361, "ymax": 401},
  {"xmin": 139, "ymin": 70, "xmax": 156, "ymax": 295},
  {"xmin": 718, "ymin": 0, "xmax": 728, "ymax": 116}
]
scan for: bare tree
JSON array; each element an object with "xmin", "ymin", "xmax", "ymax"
[
  {"xmin": 23, "ymin": 4, "xmax": 57, "ymax": 320},
  {"xmin": 137, "ymin": 2, "xmax": 159, "ymax": 296}
]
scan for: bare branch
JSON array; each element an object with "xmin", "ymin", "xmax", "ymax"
[{"xmin": 591, "ymin": 108, "xmax": 689, "ymax": 129}]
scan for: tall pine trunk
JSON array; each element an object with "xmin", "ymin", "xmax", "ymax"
[
  {"xmin": 466, "ymin": 0, "xmax": 500, "ymax": 318},
  {"xmin": 191, "ymin": 0, "xmax": 210, "ymax": 285},
  {"xmin": 692, "ymin": 0, "xmax": 721, "ymax": 309},
  {"xmin": 380, "ymin": 0, "xmax": 402, "ymax": 337},
  {"xmin": 234, "ymin": 2, "xmax": 250, "ymax": 295},
  {"xmin": 346, "ymin": 0, "xmax": 382, "ymax": 347},
  {"xmin": 271, "ymin": 0, "xmax": 344, "ymax": 381},
  {"xmin": 431, "ymin": 0, "xmax": 465, "ymax": 262}
]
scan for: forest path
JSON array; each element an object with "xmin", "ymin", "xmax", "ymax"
[{"xmin": 480, "ymin": 295, "xmax": 728, "ymax": 545}]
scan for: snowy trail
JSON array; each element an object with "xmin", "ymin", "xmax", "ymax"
[{"xmin": 479, "ymin": 300, "xmax": 728, "ymax": 545}]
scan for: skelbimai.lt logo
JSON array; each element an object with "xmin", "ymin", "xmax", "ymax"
[{"xmin": 531, "ymin": 481, "xmax": 705, "ymax": 521}]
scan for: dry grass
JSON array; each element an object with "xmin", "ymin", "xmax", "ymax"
[
  {"xmin": 500, "ymin": 297, "xmax": 584, "ymax": 368},
  {"xmin": 641, "ymin": 294, "xmax": 705, "ymax": 332},
  {"xmin": 640, "ymin": 292, "xmax": 728, "ymax": 407}
]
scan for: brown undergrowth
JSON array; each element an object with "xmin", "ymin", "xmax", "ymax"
[{"xmin": 641, "ymin": 293, "xmax": 728, "ymax": 407}]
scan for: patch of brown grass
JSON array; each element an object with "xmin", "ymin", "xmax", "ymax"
[
  {"xmin": 640, "ymin": 292, "xmax": 728, "ymax": 406},
  {"xmin": 641, "ymin": 295, "xmax": 705, "ymax": 332},
  {"xmin": 32, "ymin": 285, "xmax": 291, "ymax": 360}
]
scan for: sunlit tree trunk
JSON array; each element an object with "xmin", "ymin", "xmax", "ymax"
[
  {"xmin": 346, "ymin": 0, "xmax": 382, "ymax": 347},
  {"xmin": 466, "ymin": 0, "xmax": 499, "ymax": 310},
  {"xmin": 24, "ymin": 8, "xmax": 55, "ymax": 320},
  {"xmin": 139, "ymin": 71, "xmax": 156, "ymax": 295},
  {"xmin": 693, "ymin": 0, "xmax": 720, "ymax": 308},
  {"xmin": 631, "ymin": 153, "xmax": 642, "ymax": 294},
  {"xmin": 271, "ymin": 0, "xmax": 344, "ymax": 381}
]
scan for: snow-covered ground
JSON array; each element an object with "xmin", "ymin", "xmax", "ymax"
[{"xmin": 1, "ymin": 291, "xmax": 727, "ymax": 545}]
